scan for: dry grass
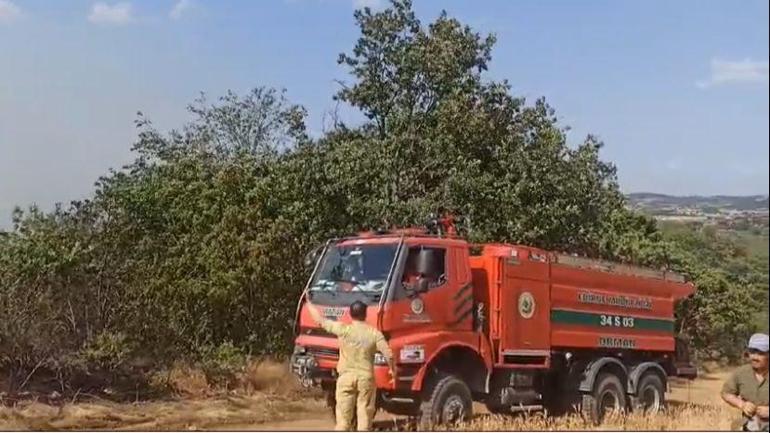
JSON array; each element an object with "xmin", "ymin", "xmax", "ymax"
[
  {"xmin": 451, "ymin": 404, "xmax": 734, "ymax": 431},
  {"xmin": 0, "ymin": 359, "xmax": 324, "ymax": 431},
  {"xmin": 448, "ymin": 370, "xmax": 738, "ymax": 431},
  {"xmin": 0, "ymin": 365, "xmax": 742, "ymax": 431},
  {"xmin": 0, "ymin": 391, "xmax": 326, "ymax": 431},
  {"xmin": 165, "ymin": 364, "xmax": 211, "ymax": 398},
  {"xmin": 236, "ymin": 358, "xmax": 299, "ymax": 395},
  {"xmin": 159, "ymin": 358, "xmax": 303, "ymax": 398}
]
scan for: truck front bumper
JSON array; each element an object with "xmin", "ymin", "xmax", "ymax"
[{"xmin": 290, "ymin": 352, "xmax": 325, "ymax": 388}]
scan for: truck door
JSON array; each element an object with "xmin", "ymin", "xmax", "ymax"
[
  {"xmin": 500, "ymin": 258, "xmax": 551, "ymax": 365},
  {"xmin": 381, "ymin": 243, "xmax": 472, "ymax": 334}
]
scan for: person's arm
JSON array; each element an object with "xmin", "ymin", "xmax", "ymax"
[
  {"xmin": 375, "ymin": 332, "xmax": 396, "ymax": 381},
  {"xmin": 306, "ymin": 301, "xmax": 345, "ymax": 336},
  {"xmin": 722, "ymin": 393, "xmax": 757, "ymax": 417},
  {"xmin": 722, "ymin": 393, "xmax": 758, "ymax": 418},
  {"xmin": 721, "ymin": 373, "xmax": 757, "ymax": 417}
]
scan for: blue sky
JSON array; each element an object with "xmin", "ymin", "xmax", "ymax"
[{"xmin": 1, "ymin": 0, "xmax": 768, "ymax": 227}]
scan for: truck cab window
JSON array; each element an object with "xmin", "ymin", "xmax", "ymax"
[
  {"xmin": 402, "ymin": 246, "xmax": 447, "ymax": 291},
  {"xmin": 307, "ymin": 242, "xmax": 398, "ymax": 305}
]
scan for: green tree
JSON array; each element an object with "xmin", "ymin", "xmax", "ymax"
[
  {"xmin": 0, "ymin": 88, "xmax": 314, "ymax": 389},
  {"xmin": 90, "ymin": 88, "xmax": 310, "ymax": 358},
  {"xmin": 658, "ymin": 223, "xmax": 767, "ymax": 360},
  {"xmin": 330, "ymin": 0, "xmax": 637, "ymax": 257}
]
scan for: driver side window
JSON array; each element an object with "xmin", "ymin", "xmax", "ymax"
[{"xmin": 401, "ymin": 246, "xmax": 447, "ymax": 290}]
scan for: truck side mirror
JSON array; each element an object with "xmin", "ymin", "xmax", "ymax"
[
  {"xmin": 415, "ymin": 248, "xmax": 438, "ymax": 278},
  {"xmin": 304, "ymin": 244, "xmax": 324, "ymax": 268}
]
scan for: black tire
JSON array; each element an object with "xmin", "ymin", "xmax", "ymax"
[
  {"xmin": 419, "ymin": 373, "xmax": 473, "ymax": 428},
  {"xmin": 632, "ymin": 373, "xmax": 666, "ymax": 415},
  {"xmin": 581, "ymin": 372, "xmax": 627, "ymax": 425}
]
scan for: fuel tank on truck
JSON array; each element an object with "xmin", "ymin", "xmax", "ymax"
[
  {"xmin": 471, "ymin": 245, "xmax": 695, "ymax": 364},
  {"xmin": 548, "ymin": 254, "xmax": 693, "ymax": 353}
]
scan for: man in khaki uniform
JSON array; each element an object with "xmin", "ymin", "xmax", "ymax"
[
  {"xmin": 307, "ymin": 300, "xmax": 395, "ymax": 431},
  {"xmin": 722, "ymin": 333, "xmax": 769, "ymax": 431}
]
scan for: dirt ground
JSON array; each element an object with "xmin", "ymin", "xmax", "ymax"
[{"xmin": 0, "ymin": 370, "xmax": 741, "ymax": 431}]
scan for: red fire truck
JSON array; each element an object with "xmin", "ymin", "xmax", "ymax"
[{"xmin": 291, "ymin": 215, "xmax": 696, "ymax": 425}]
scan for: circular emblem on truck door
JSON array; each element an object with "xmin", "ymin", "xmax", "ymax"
[
  {"xmin": 411, "ymin": 298, "xmax": 425, "ymax": 315},
  {"xmin": 518, "ymin": 292, "xmax": 535, "ymax": 319}
]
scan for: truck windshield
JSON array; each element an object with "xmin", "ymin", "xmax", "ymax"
[{"xmin": 309, "ymin": 243, "xmax": 398, "ymax": 300}]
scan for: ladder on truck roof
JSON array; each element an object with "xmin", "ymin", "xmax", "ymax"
[{"xmin": 553, "ymin": 253, "xmax": 686, "ymax": 283}]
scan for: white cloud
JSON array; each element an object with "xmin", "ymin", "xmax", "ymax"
[
  {"xmin": 696, "ymin": 58, "xmax": 769, "ymax": 88},
  {"xmin": 169, "ymin": 0, "xmax": 193, "ymax": 20},
  {"xmin": 353, "ymin": 0, "xmax": 383, "ymax": 10},
  {"xmin": 0, "ymin": 0, "xmax": 21, "ymax": 23},
  {"xmin": 88, "ymin": 2, "xmax": 133, "ymax": 25}
]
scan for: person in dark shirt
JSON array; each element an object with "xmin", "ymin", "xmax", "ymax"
[{"xmin": 722, "ymin": 333, "xmax": 769, "ymax": 431}]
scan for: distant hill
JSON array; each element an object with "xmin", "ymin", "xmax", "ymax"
[{"xmin": 627, "ymin": 193, "xmax": 769, "ymax": 212}]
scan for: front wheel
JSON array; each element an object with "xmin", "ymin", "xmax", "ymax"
[{"xmin": 419, "ymin": 374, "xmax": 473, "ymax": 428}]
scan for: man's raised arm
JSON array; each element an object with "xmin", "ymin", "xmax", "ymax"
[{"xmin": 306, "ymin": 301, "xmax": 345, "ymax": 336}]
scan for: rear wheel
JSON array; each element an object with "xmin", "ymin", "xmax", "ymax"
[
  {"xmin": 419, "ymin": 373, "xmax": 473, "ymax": 428},
  {"xmin": 632, "ymin": 373, "xmax": 666, "ymax": 414},
  {"xmin": 581, "ymin": 372, "xmax": 627, "ymax": 425}
]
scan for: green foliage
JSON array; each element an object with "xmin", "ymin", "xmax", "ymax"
[
  {"xmin": 81, "ymin": 332, "xmax": 136, "ymax": 370},
  {"xmin": 0, "ymin": 0, "xmax": 761, "ymax": 389},
  {"xmin": 658, "ymin": 222, "xmax": 768, "ymax": 360},
  {"xmin": 331, "ymin": 0, "xmax": 634, "ymax": 256},
  {"xmin": 0, "ymin": 89, "xmax": 311, "ymax": 388},
  {"xmin": 0, "ymin": 203, "xmax": 110, "ymax": 377},
  {"xmin": 198, "ymin": 341, "xmax": 248, "ymax": 385}
]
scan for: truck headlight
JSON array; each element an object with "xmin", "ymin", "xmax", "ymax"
[
  {"xmin": 374, "ymin": 352, "xmax": 388, "ymax": 365},
  {"xmin": 293, "ymin": 345, "xmax": 307, "ymax": 355}
]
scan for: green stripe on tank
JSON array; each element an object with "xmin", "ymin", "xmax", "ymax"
[{"xmin": 550, "ymin": 309, "xmax": 674, "ymax": 333}]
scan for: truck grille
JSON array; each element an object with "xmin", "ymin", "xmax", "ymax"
[
  {"xmin": 307, "ymin": 346, "xmax": 339, "ymax": 358},
  {"xmin": 300, "ymin": 327, "xmax": 337, "ymax": 339}
]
